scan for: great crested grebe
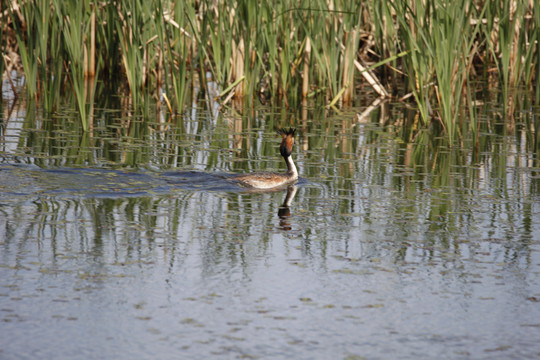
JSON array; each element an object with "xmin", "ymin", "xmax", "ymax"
[{"xmin": 232, "ymin": 128, "xmax": 298, "ymax": 189}]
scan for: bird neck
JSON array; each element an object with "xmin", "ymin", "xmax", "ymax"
[{"xmin": 284, "ymin": 155, "xmax": 298, "ymax": 179}]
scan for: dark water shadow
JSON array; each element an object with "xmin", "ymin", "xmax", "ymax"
[
  {"xmin": 0, "ymin": 165, "xmax": 304, "ymax": 229},
  {"xmin": 160, "ymin": 170, "xmax": 241, "ymax": 192},
  {"xmin": 0, "ymin": 163, "xmax": 307, "ymax": 199}
]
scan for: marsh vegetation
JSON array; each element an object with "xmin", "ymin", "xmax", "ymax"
[{"xmin": 1, "ymin": 0, "xmax": 538, "ymax": 141}]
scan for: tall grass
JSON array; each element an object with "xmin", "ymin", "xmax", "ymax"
[
  {"xmin": 483, "ymin": 0, "xmax": 539, "ymax": 111},
  {"xmin": 535, "ymin": 0, "xmax": 540, "ymax": 102},
  {"xmin": 55, "ymin": 0, "xmax": 96, "ymax": 130},
  {"xmin": 379, "ymin": 0, "xmax": 537, "ymax": 141},
  {"xmin": 2, "ymin": 0, "xmax": 539, "ymax": 140},
  {"xmin": 10, "ymin": 1, "xmax": 40, "ymax": 99},
  {"xmin": 116, "ymin": 0, "xmax": 149, "ymax": 110}
]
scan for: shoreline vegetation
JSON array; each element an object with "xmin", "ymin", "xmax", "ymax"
[{"xmin": 1, "ymin": 0, "xmax": 538, "ymax": 140}]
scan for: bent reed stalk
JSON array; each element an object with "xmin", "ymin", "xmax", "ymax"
[{"xmin": 2, "ymin": 0, "xmax": 538, "ymax": 140}]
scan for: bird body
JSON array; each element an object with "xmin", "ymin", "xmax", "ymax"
[{"xmin": 232, "ymin": 128, "xmax": 298, "ymax": 189}]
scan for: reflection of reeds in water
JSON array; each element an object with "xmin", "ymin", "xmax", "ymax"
[{"xmin": 2, "ymin": 0, "xmax": 539, "ymax": 140}]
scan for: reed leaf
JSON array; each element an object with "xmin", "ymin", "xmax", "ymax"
[
  {"xmin": 54, "ymin": 0, "xmax": 94, "ymax": 130},
  {"xmin": 10, "ymin": 1, "xmax": 38, "ymax": 98},
  {"xmin": 116, "ymin": 0, "xmax": 146, "ymax": 109}
]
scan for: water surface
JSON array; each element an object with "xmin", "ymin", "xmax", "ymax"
[{"xmin": 1, "ymin": 98, "xmax": 540, "ymax": 359}]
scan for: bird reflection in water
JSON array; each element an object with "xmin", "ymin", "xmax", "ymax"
[{"xmin": 277, "ymin": 185, "xmax": 297, "ymax": 230}]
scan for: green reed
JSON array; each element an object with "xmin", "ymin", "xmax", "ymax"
[
  {"xmin": 3, "ymin": 0, "xmax": 539, "ymax": 141},
  {"xmin": 10, "ymin": 0, "xmax": 40, "ymax": 99},
  {"xmin": 371, "ymin": 0, "xmax": 399, "ymax": 89},
  {"xmin": 188, "ymin": 0, "xmax": 218, "ymax": 104},
  {"xmin": 54, "ymin": 0, "xmax": 92, "ymax": 130},
  {"xmin": 391, "ymin": 0, "xmax": 433, "ymax": 125},
  {"xmin": 484, "ymin": 0, "xmax": 539, "ymax": 106},
  {"xmin": 536, "ymin": 1, "xmax": 540, "ymax": 102},
  {"xmin": 116, "ymin": 0, "xmax": 149, "ymax": 110},
  {"xmin": 429, "ymin": 0, "xmax": 483, "ymax": 142},
  {"xmin": 389, "ymin": 0, "xmax": 488, "ymax": 141},
  {"xmin": 36, "ymin": 0, "xmax": 61, "ymax": 110},
  {"xmin": 158, "ymin": 0, "xmax": 195, "ymax": 114},
  {"xmin": 0, "ymin": 14, "xmax": 4, "ymax": 80}
]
